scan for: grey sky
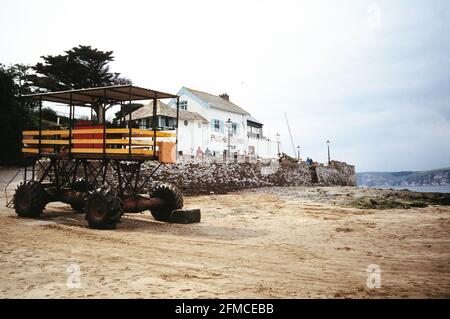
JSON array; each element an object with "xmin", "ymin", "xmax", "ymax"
[{"xmin": 1, "ymin": 0, "xmax": 449, "ymax": 171}]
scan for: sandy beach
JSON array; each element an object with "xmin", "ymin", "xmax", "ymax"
[{"xmin": 0, "ymin": 168, "xmax": 449, "ymax": 298}]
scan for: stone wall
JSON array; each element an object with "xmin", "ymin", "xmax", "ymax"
[
  {"xmin": 140, "ymin": 159, "xmax": 356, "ymax": 196},
  {"xmin": 316, "ymin": 161, "xmax": 357, "ymax": 187},
  {"xmin": 35, "ymin": 158, "xmax": 356, "ymax": 196}
]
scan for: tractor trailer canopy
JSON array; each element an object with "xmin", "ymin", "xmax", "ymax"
[{"xmin": 20, "ymin": 85, "xmax": 180, "ymax": 162}]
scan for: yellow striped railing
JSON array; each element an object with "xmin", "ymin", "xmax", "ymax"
[
  {"xmin": 22, "ymin": 148, "xmax": 155, "ymax": 155},
  {"xmin": 21, "ymin": 128, "xmax": 175, "ymax": 157},
  {"xmin": 22, "ymin": 128, "xmax": 176, "ymax": 137}
]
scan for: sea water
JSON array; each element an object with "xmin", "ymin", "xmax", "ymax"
[{"xmin": 367, "ymin": 185, "xmax": 450, "ymax": 193}]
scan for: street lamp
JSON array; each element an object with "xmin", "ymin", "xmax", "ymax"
[
  {"xmin": 226, "ymin": 118, "xmax": 232, "ymax": 160},
  {"xmin": 297, "ymin": 145, "xmax": 300, "ymax": 161},
  {"xmin": 326, "ymin": 140, "xmax": 331, "ymax": 165},
  {"xmin": 276, "ymin": 133, "xmax": 281, "ymax": 157}
]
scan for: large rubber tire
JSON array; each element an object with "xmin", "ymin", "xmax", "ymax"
[
  {"xmin": 150, "ymin": 184, "xmax": 183, "ymax": 222},
  {"xmin": 70, "ymin": 202, "xmax": 85, "ymax": 213},
  {"xmin": 13, "ymin": 181, "xmax": 47, "ymax": 218},
  {"xmin": 84, "ymin": 186, "xmax": 122, "ymax": 229},
  {"xmin": 70, "ymin": 178, "xmax": 93, "ymax": 213}
]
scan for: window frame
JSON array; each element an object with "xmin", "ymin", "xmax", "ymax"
[
  {"xmin": 213, "ymin": 119, "xmax": 220, "ymax": 132},
  {"xmin": 231, "ymin": 122, "xmax": 238, "ymax": 135},
  {"xmin": 179, "ymin": 100, "xmax": 188, "ymax": 111}
]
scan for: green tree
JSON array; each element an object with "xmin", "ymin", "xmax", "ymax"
[
  {"xmin": 0, "ymin": 65, "xmax": 30, "ymax": 165},
  {"xmin": 5, "ymin": 64, "xmax": 36, "ymax": 96},
  {"xmin": 3, "ymin": 64, "xmax": 42, "ymax": 129},
  {"xmin": 40, "ymin": 107, "xmax": 59, "ymax": 123},
  {"xmin": 32, "ymin": 45, "xmax": 130, "ymax": 122}
]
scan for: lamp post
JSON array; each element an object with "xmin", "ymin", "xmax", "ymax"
[
  {"xmin": 297, "ymin": 145, "xmax": 300, "ymax": 161},
  {"xmin": 326, "ymin": 140, "xmax": 331, "ymax": 165},
  {"xmin": 226, "ymin": 118, "xmax": 232, "ymax": 161},
  {"xmin": 276, "ymin": 133, "xmax": 281, "ymax": 157}
]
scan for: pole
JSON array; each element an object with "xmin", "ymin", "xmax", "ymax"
[
  {"xmin": 297, "ymin": 146, "xmax": 300, "ymax": 161},
  {"xmin": 69, "ymin": 93, "xmax": 73, "ymax": 158},
  {"xmin": 227, "ymin": 119, "xmax": 231, "ymax": 161},
  {"xmin": 38, "ymin": 98, "xmax": 42, "ymax": 156},
  {"xmin": 128, "ymin": 86, "xmax": 132, "ymax": 157},
  {"xmin": 103, "ymin": 89, "xmax": 107, "ymax": 158},
  {"xmin": 327, "ymin": 140, "xmax": 331, "ymax": 164},
  {"xmin": 153, "ymin": 96, "xmax": 157, "ymax": 160},
  {"xmin": 20, "ymin": 99, "xmax": 24, "ymax": 150},
  {"xmin": 276, "ymin": 133, "xmax": 280, "ymax": 156},
  {"xmin": 31, "ymin": 159, "xmax": 35, "ymax": 180},
  {"xmin": 284, "ymin": 112, "xmax": 296, "ymax": 157},
  {"xmin": 176, "ymin": 97, "xmax": 180, "ymax": 160}
]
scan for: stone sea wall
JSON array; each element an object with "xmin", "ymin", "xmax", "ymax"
[
  {"xmin": 141, "ymin": 159, "xmax": 356, "ymax": 196},
  {"xmin": 36, "ymin": 159, "xmax": 356, "ymax": 196}
]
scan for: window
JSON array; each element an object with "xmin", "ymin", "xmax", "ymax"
[
  {"xmin": 213, "ymin": 119, "xmax": 220, "ymax": 132},
  {"xmin": 179, "ymin": 100, "xmax": 188, "ymax": 110},
  {"xmin": 139, "ymin": 119, "xmax": 146, "ymax": 130},
  {"xmin": 232, "ymin": 123, "xmax": 238, "ymax": 135},
  {"xmin": 164, "ymin": 117, "xmax": 173, "ymax": 128}
]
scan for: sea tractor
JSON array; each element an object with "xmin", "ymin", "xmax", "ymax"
[{"xmin": 13, "ymin": 85, "xmax": 199, "ymax": 229}]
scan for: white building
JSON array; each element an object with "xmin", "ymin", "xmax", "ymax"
[{"xmin": 130, "ymin": 87, "xmax": 278, "ymax": 159}]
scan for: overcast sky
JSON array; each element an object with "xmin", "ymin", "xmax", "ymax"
[{"xmin": 1, "ymin": 0, "xmax": 449, "ymax": 172}]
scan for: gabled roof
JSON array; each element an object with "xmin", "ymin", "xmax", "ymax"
[
  {"xmin": 130, "ymin": 100, "xmax": 208, "ymax": 123},
  {"xmin": 182, "ymin": 87, "xmax": 250, "ymax": 115}
]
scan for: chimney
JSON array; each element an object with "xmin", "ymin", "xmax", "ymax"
[{"xmin": 219, "ymin": 93, "xmax": 229, "ymax": 101}]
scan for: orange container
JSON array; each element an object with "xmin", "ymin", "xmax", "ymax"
[{"xmin": 158, "ymin": 142, "xmax": 176, "ymax": 164}]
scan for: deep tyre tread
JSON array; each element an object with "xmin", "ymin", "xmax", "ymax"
[
  {"xmin": 13, "ymin": 181, "xmax": 46, "ymax": 218},
  {"xmin": 84, "ymin": 186, "xmax": 122, "ymax": 229},
  {"xmin": 150, "ymin": 183, "xmax": 183, "ymax": 222},
  {"xmin": 70, "ymin": 202, "xmax": 85, "ymax": 213},
  {"xmin": 70, "ymin": 178, "xmax": 93, "ymax": 213}
]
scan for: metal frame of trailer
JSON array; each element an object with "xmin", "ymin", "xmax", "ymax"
[{"xmin": 12, "ymin": 84, "xmax": 193, "ymax": 229}]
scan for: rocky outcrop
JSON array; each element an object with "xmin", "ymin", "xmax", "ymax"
[
  {"xmin": 316, "ymin": 161, "xmax": 356, "ymax": 186},
  {"xmin": 357, "ymin": 168, "xmax": 450, "ymax": 187}
]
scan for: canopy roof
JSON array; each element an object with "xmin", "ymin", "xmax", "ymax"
[{"xmin": 22, "ymin": 85, "xmax": 178, "ymax": 107}]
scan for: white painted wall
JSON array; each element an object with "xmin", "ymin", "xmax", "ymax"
[
  {"xmin": 169, "ymin": 89, "xmax": 278, "ymax": 159},
  {"xmin": 247, "ymin": 137, "xmax": 278, "ymax": 159}
]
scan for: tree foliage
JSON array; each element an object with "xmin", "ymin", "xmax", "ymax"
[
  {"xmin": 31, "ymin": 45, "xmax": 131, "ymax": 122},
  {"xmin": 0, "ymin": 64, "xmax": 32, "ymax": 165},
  {"xmin": 32, "ymin": 45, "xmax": 130, "ymax": 91},
  {"xmin": 0, "ymin": 45, "xmax": 131, "ymax": 165}
]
